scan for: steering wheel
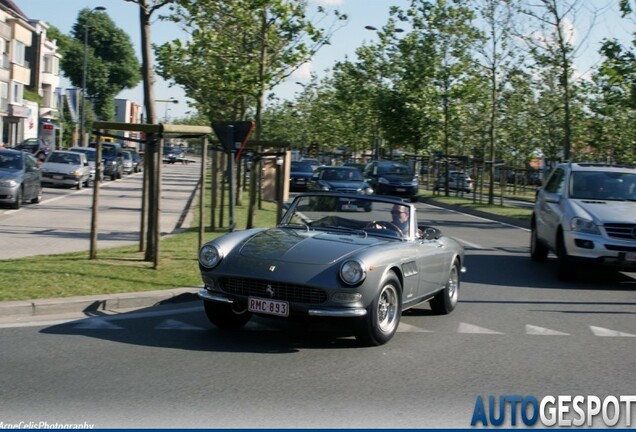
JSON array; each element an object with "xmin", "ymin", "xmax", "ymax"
[{"xmin": 365, "ymin": 221, "xmax": 404, "ymax": 236}]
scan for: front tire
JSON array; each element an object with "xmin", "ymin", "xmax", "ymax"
[
  {"xmin": 203, "ymin": 300, "xmax": 252, "ymax": 329},
  {"xmin": 11, "ymin": 187, "xmax": 22, "ymax": 209},
  {"xmin": 556, "ymin": 232, "xmax": 576, "ymax": 281},
  {"xmin": 31, "ymin": 186, "xmax": 42, "ymax": 203},
  {"xmin": 355, "ymin": 271, "xmax": 402, "ymax": 346},
  {"xmin": 530, "ymin": 221, "xmax": 549, "ymax": 261},
  {"xmin": 430, "ymin": 258, "xmax": 460, "ymax": 314}
]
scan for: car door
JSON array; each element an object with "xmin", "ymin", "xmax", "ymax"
[
  {"xmin": 535, "ymin": 167, "xmax": 566, "ymax": 250},
  {"xmin": 23, "ymin": 154, "xmax": 39, "ymax": 199},
  {"xmin": 414, "ymin": 228, "xmax": 449, "ymax": 298}
]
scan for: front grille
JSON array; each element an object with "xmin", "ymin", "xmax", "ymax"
[
  {"xmin": 604, "ymin": 224, "xmax": 636, "ymax": 241},
  {"xmin": 220, "ymin": 277, "xmax": 328, "ymax": 304},
  {"xmin": 335, "ymin": 188, "xmax": 359, "ymax": 194},
  {"xmin": 605, "ymin": 245, "xmax": 636, "ymax": 252}
]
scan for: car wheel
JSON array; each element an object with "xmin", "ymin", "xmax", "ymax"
[
  {"xmin": 430, "ymin": 258, "xmax": 460, "ymax": 314},
  {"xmin": 111, "ymin": 173, "xmax": 117, "ymax": 181},
  {"xmin": 11, "ymin": 187, "xmax": 22, "ymax": 209},
  {"xmin": 355, "ymin": 271, "xmax": 402, "ymax": 346},
  {"xmin": 556, "ymin": 231, "xmax": 576, "ymax": 281},
  {"xmin": 530, "ymin": 221, "xmax": 549, "ymax": 261},
  {"xmin": 76, "ymin": 180, "xmax": 82, "ymax": 190},
  {"xmin": 203, "ymin": 300, "xmax": 252, "ymax": 329},
  {"xmin": 31, "ymin": 186, "xmax": 42, "ymax": 204}
]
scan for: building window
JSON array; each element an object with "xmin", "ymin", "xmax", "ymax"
[
  {"xmin": 0, "ymin": 81, "xmax": 8, "ymax": 111},
  {"xmin": 42, "ymin": 85, "xmax": 53, "ymax": 108},
  {"xmin": 43, "ymin": 55, "xmax": 59, "ymax": 75},
  {"xmin": 13, "ymin": 40, "xmax": 25, "ymax": 66},
  {"xmin": 12, "ymin": 82, "xmax": 23, "ymax": 103}
]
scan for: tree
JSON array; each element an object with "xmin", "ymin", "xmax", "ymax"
[{"xmin": 62, "ymin": 8, "xmax": 141, "ymax": 121}]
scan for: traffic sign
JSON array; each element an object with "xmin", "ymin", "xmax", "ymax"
[{"xmin": 212, "ymin": 121, "xmax": 255, "ymax": 160}]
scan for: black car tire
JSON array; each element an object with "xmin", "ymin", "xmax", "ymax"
[
  {"xmin": 355, "ymin": 271, "xmax": 402, "ymax": 346},
  {"xmin": 203, "ymin": 300, "xmax": 252, "ymax": 329},
  {"xmin": 530, "ymin": 221, "xmax": 549, "ymax": 261},
  {"xmin": 430, "ymin": 258, "xmax": 461, "ymax": 315},
  {"xmin": 556, "ymin": 231, "xmax": 576, "ymax": 281},
  {"xmin": 11, "ymin": 187, "xmax": 22, "ymax": 209},
  {"xmin": 111, "ymin": 173, "xmax": 117, "ymax": 181}
]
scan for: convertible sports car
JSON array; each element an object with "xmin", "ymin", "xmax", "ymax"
[{"xmin": 198, "ymin": 192, "xmax": 466, "ymax": 346}]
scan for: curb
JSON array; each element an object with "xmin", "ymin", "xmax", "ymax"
[{"xmin": 0, "ymin": 287, "xmax": 201, "ymax": 320}]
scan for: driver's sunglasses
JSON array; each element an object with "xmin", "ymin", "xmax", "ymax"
[{"xmin": 391, "ymin": 210, "xmax": 407, "ymax": 215}]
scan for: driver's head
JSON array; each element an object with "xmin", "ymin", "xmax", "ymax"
[{"xmin": 391, "ymin": 204, "xmax": 409, "ymax": 225}]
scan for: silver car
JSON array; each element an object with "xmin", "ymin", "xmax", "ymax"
[
  {"xmin": 531, "ymin": 162, "xmax": 636, "ymax": 280},
  {"xmin": 69, "ymin": 147, "xmax": 102, "ymax": 182},
  {"xmin": 41, "ymin": 150, "xmax": 91, "ymax": 189},
  {"xmin": 0, "ymin": 149, "xmax": 42, "ymax": 209},
  {"xmin": 198, "ymin": 193, "xmax": 466, "ymax": 346}
]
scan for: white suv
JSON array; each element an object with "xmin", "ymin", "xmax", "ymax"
[{"xmin": 530, "ymin": 162, "xmax": 636, "ymax": 280}]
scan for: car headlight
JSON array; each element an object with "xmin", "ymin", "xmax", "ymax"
[
  {"xmin": 199, "ymin": 244, "xmax": 223, "ymax": 268},
  {"xmin": 0, "ymin": 179, "xmax": 17, "ymax": 187},
  {"xmin": 365, "ymin": 187, "xmax": 374, "ymax": 195},
  {"xmin": 378, "ymin": 177, "xmax": 389, "ymax": 184},
  {"xmin": 570, "ymin": 217, "xmax": 600, "ymax": 235},
  {"xmin": 411, "ymin": 177, "xmax": 419, "ymax": 185},
  {"xmin": 340, "ymin": 260, "xmax": 366, "ymax": 285}
]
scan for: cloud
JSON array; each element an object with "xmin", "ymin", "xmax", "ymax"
[{"xmin": 291, "ymin": 62, "xmax": 313, "ymax": 81}]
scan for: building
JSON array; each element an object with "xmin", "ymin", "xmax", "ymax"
[
  {"xmin": 114, "ymin": 98, "xmax": 143, "ymax": 150},
  {"xmin": 0, "ymin": 0, "xmax": 34, "ymax": 146}
]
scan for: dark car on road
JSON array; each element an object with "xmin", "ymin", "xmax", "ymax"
[
  {"xmin": 90, "ymin": 142, "xmax": 123, "ymax": 180},
  {"xmin": 0, "ymin": 149, "xmax": 42, "ymax": 209},
  {"xmin": 307, "ymin": 166, "xmax": 374, "ymax": 196},
  {"xmin": 14, "ymin": 138, "xmax": 49, "ymax": 161},
  {"xmin": 289, "ymin": 160, "xmax": 314, "ymax": 191},
  {"xmin": 364, "ymin": 160, "xmax": 419, "ymax": 202}
]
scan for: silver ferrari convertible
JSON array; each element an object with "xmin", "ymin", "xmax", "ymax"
[{"xmin": 198, "ymin": 192, "xmax": 466, "ymax": 346}]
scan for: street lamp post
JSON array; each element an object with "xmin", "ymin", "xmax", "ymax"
[
  {"xmin": 80, "ymin": 6, "xmax": 106, "ymax": 146},
  {"xmin": 156, "ymin": 98, "xmax": 179, "ymax": 123}
]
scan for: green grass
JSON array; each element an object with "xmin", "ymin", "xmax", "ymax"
[
  {"xmin": 0, "ymin": 185, "xmax": 529, "ymax": 302},
  {"xmin": 418, "ymin": 189, "xmax": 533, "ymax": 221},
  {"xmin": 0, "ymin": 198, "xmax": 278, "ymax": 302}
]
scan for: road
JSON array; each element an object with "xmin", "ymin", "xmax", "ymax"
[
  {"xmin": 0, "ymin": 203, "xmax": 634, "ymax": 428},
  {"xmin": 0, "ymin": 161, "xmax": 200, "ymax": 260}
]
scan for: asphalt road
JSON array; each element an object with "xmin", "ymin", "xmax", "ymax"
[
  {"xmin": 0, "ymin": 161, "xmax": 200, "ymax": 260},
  {"xmin": 0, "ymin": 203, "xmax": 634, "ymax": 428}
]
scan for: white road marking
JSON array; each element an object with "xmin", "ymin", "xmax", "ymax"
[
  {"xmin": 589, "ymin": 325, "xmax": 636, "ymax": 337},
  {"xmin": 457, "ymin": 322, "xmax": 504, "ymax": 334},
  {"xmin": 397, "ymin": 322, "xmax": 433, "ymax": 333},
  {"xmin": 526, "ymin": 324, "xmax": 569, "ymax": 336}
]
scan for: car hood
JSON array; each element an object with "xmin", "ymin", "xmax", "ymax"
[
  {"xmin": 42, "ymin": 162, "xmax": 80, "ymax": 173},
  {"xmin": 0, "ymin": 168, "xmax": 21, "ymax": 180},
  {"xmin": 290, "ymin": 172, "xmax": 313, "ymax": 178},
  {"xmin": 573, "ymin": 199, "xmax": 636, "ymax": 224},
  {"xmin": 235, "ymin": 228, "xmax": 385, "ymax": 265}
]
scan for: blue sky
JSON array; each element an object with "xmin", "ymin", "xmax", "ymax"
[{"xmin": 16, "ymin": 0, "xmax": 633, "ymax": 120}]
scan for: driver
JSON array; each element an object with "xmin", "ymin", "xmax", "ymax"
[{"xmin": 390, "ymin": 204, "xmax": 410, "ymax": 235}]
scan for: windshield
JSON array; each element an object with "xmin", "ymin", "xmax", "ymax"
[
  {"xmin": 47, "ymin": 152, "xmax": 80, "ymax": 165},
  {"xmin": 377, "ymin": 163, "xmax": 414, "ymax": 176},
  {"xmin": 0, "ymin": 152, "xmax": 21, "ymax": 170},
  {"xmin": 291, "ymin": 162, "xmax": 313, "ymax": 173},
  {"xmin": 570, "ymin": 171, "xmax": 636, "ymax": 201},
  {"xmin": 321, "ymin": 168, "xmax": 364, "ymax": 181},
  {"xmin": 279, "ymin": 194, "xmax": 414, "ymax": 239},
  {"xmin": 71, "ymin": 149, "xmax": 95, "ymax": 162}
]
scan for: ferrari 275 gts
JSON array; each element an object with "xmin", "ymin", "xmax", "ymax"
[{"xmin": 198, "ymin": 192, "xmax": 466, "ymax": 346}]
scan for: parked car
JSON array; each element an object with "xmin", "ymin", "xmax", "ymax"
[
  {"xmin": 122, "ymin": 150, "xmax": 135, "ymax": 175},
  {"xmin": 14, "ymin": 138, "xmax": 49, "ymax": 161},
  {"xmin": 89, "ymin": 142, "xmax": 123, "ymax": 181},
  {"xmin": 434, "ymin": 171, "xmax": 473, "ymax": 193},
  {"xmin": 41, "ymin": 150, "xmax": 91, "ymax": 189},
  {"xmin": 129, "ymin": 150, "xmax": 142, "ymax": 173},
  {"xmin": 198, "ymin": 192, "xmax": 465, "ymax": 346},
  {"xmin": 530, "ymin": 162, "xmax": 636, "ymax": 280},
  {"xmin": 363, "ymin": 160, "xmax": 419, "ymax": 202},
  {"xmin": 0, "ymin": 149, "xmax": 42, "ymax": 209},
  {"xmin": 164, "ymin": 146, "xmax": 185, "ymax": 164},
  {"xmin": 69, "ymin": 147, "xmax": 102, "ymax": 182},
  {"xmin": 289, "ymin": 160, "xmax": 314, "ymax": 191},
  {"xmin": 307, "ymin": 166, "xmax": 374, "ymax": 197}
]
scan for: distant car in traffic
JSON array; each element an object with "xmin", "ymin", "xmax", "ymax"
[
  {"xmin": 0, "ymin": 149, "xmax": 42, "ymax": 209},
  {"xmin": 434, "ymin": 171, "xmax": 473, "ymax": 193},
  {"xmin": 122, "ymin": 150, "xmax": 135, "ymax": 175},
  {"xmin": 69, "ymin": 147, "xmax": 102, "ymax": 182},
  {"xmin": 308, "ymin": 166, "xmax": 374, "ymax": 196},
  {"xmin": 289, "ymin": 160, "xmax": 314, "ymax": 191},
  {"xmin": 41, "ymin": 150, "xmax": 91, "ymax": 190},
  {"xmin": 14, "ymin": 138, "xmax": 49, "ymax": 161},
  {"xmin": 363, "ymin": 160, "xmax": 419, "ymax": 202},
  {"xmin": 89, "ymin": 142, "xmax": 124, "ymax": 181}
]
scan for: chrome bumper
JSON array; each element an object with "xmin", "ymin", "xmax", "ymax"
[{"xmin": 198, "ymin": 289, "xmax": 367, "ymax": 318}]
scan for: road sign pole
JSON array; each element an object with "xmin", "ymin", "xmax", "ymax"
[{"xmin": 227, "ymin": 125, "xmax": 236, "ymax": 232}]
